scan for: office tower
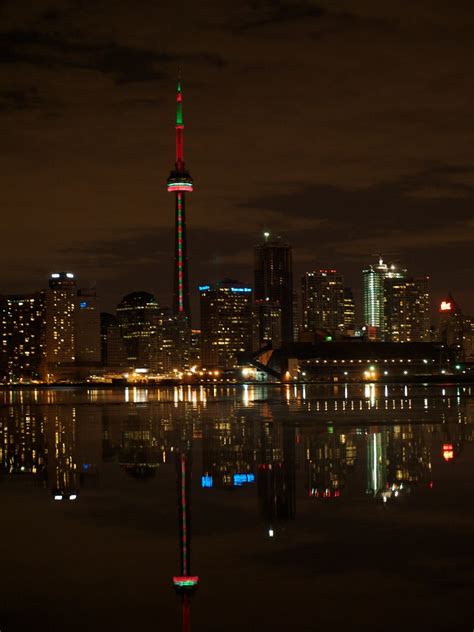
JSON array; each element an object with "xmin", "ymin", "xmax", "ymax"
[
  {"xmin": 254, "ymin": 300, "xmax": 281, "ymax": 348},
  {"xmin": 462, "ymin": 315, "xmax": 474, "ymax": 361},
  {"xmin": 254, "ymin": 233, "xmax": 293, "ymax": 344},
  {"xmin": 438, "ymin": 294, "xmax": 464, "ymax": 349},
  {"xmin": 75, "ymin": 288, "xmax": 101, "ymax": 363},
  {"xmin": 116, "ymin": 292, "xmax": 163, "ymax": 372},
  {"xmin": 301, "ymin": 269, "xmax": 345, "ymax": 334},
  {"xmin": 343, "ymin": 287, "xmax": 356, "ymax": 330},
  {"xmin": 0, "ymin": 292, "xmax": 46, "ymax": 382},
  {"xmin": 384, "ymin": 276, "xmax": 430, "ymax": 342},
  {"xmin": 100, "ymin": 313, "xmax": 128, "ymax": 368},
  {"xmin": 161, "ymin": 307, "xmax": 190, "ymax": 372},
  {"xmin": 199, "ymin": 280, "xmax": 254, "ymax": 371},
  {"xmin": 189, "ymin": 329, "xmax": 201, "ymax": 367},
  {"xmin": 167, "ymin": 75, "xmax": 193, "ymax": 324},
  {"xmin": 363, "ymin": 258, "xmax": 405, "ymax": 340},
  {"xmin": 46, "ymin": 272, "xmax": 76, "ymax": 366}
]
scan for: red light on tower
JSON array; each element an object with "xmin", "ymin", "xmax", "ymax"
[
  {"xmin": 440, "ymin": 301, "xmax": 452, "ymax": 312},
  {"xmin": 442, "ymin": 443, "xmax": 454, "ymax": 462}
]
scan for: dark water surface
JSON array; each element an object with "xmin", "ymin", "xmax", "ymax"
[{"xmin": 0, "ymin": 383, "xmax": 473, "ymax": 631}]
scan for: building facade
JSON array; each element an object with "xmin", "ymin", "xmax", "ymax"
[
  {"xmin": 199, "ymin": 280, "xmax": 254, "ymax": 371},
  {"xmin": 116, "ymin": 292, "xmax": 163, "ymax": 372},
  {"xmin": 302, "ymin": 270, "xmax": 345, "ymax": 334},
  {"xmin": 100, "ymin": 312, "xmax": 128, "ymax": 368},
  {"xmin": 254, "ymin": 234, "xmax": 293, "ymax": 345},
  {"xmin": 75, "ymin": 288, "xmax": 101, "ymax": 363},
  {"xmin": 363, "ymin": 258, "xmax": 406, "ymax": 340},
  {"xmin": 384, "ymin": 277, "xmax": 430, "ymax": 342},
  {"xmin": 0, "ymin": 292, "xmax": 46, "ymax": 382},
  {"xmin": 343, "ymin": 287, "xmax": 356, "ymax": 330},
  {"xmin": 46, "ymin": 272, "xmax": 76, "ymax": 370}
]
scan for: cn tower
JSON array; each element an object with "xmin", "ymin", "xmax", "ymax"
[{"xmin": 167, "ymin": 73, "xmax": 193, "ymax": 324}]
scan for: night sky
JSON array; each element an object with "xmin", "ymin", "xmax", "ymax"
[{"xmin": 1, "ymin": 1, "xmax": 473, "ymax": 317}]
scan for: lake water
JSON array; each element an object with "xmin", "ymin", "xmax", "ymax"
[{"xmin": 0, "ymin": 383, "xmax": 472, "ymax": 631}]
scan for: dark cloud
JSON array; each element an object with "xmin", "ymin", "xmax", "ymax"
[
  {"xmin": 0, "ymin": 29, "xmax": 225, "ymax": 84},
  {"xmin": 231, "ymin": 1, "xmax": 326, "ymax": 31},
  {"xmin": 0, "ymin": 87, "xmax": 45, "ymax": 111}
]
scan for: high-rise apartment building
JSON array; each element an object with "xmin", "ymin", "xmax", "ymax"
[
  {"xmin": 46, "ymin": 272, "xmax": 76, "ymax": 366},
  {"xmin": 363, "ymin": 258, "xmax": 406, "ymax": 340},
  {"xmin": 384, "ymin": 277, "xmax": 430, "ymax": 342},
  {"xmin": 343, "ymin": 287, "xmax": 356, "ymax": 330},
  {"xmin": 75, "ymin": 288, "xmax": 101, "ymax": 363},
  {"xmin": 199, "ymin": 280, "xmax": 254, "ymax": 371},
  {"xmin": 0, "ymin": 292, "xmax": 46, "ymax": 382},
  {"xmin": 254, "ymin": 233, "xmax": 293, "ymax": 344},
  {"xmin": 302, "ymin": 270, "xmax": 345, "ymax": 334},
  {"xmin": 116, "ymin": 292, "xmax": 163, "ymax": 372}
]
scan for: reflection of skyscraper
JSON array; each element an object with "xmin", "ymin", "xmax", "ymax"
[
  {"xmin": 201, "ymin": 417, "xmax": 256, "ymax": 488},
  {"xmin": 0, "ymin": 407, "xmax": 46, "ymax": 476},
  {"xmin": 119, "ymin": 412, "xmax": 163, "ymax": 477},
  {"xmin": 257, "ymin": 422, "xmax": 296, "ymax": 528},
  {"xmin": 254, "ymin": 234, "xmax": 293, "ymax": 344},
  {"xmin": 366, "ymin": 425, "xmax": 432, "ymax": 500},
  {"xmin": 305, "ymin": 429, "xmax": 357, "ymax": 498},
  {"xmin": 366, "ymin": 430, "xmax": 387, "ymax": 497}
]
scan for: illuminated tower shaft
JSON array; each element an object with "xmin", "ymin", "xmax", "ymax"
[{"xmin": 168, "ymin": 77, "xmax": 193, "ymax": 323}]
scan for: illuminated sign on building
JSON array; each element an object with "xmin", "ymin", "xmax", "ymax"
[
  {"xmin": 440, "ymin": 301, "xmax": 452, "ymax": 312},
  {"xmin": 230, "ymin": 287, "xmax": 252, "ymax": 293}
]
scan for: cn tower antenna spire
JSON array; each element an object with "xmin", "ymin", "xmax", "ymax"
[
  {"xmin": 175, "ymin": 69, "xmax": 184, "ymax": 171},
  {"xmin": 167, "ymin": 69, "xmax": 193, "ymax": 323}
]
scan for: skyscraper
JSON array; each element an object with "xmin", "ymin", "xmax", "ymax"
[
  {"xmin": 46, "ymin": 272, "xmax": 76, "ymax": 367},
  {"xmin": 363, "ymin": 258, "xmax": 405, "ymax": 340},
  {"xmin": 116, "ymin": 292, "xmax": 163, "ymax": 372},
  {"xmin": 343, "ymin": 287, "xmax": 356, "ymax": 330},
  {"xmin": 167, "ymin": 74, "xmax": 193, "ymax": 324},
  {"xmin": 199, "ymin": 280, "xmax": 254, "ymax": 371},
  {"xmin": 75, "ymin": 288, "xmax": 101, "ymax": 363},
  {"xmin": 384, "ymin": 276, "xmax": 430, "ymax": 342},
  {"xmin": 100, "ymin": 313, "xmax": 128, "ymax": 368},
  {"xmin": 301, "ymin": 269, "xmax": 345, "ymax": 334},
  {"xmin": 254, "ymin": 233, "xmax": 293, "ymax": 345},
  {"xmin": 0, "ymin": 292, "xmax": 46, "ymax": 382}
]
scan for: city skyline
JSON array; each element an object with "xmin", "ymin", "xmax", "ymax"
[{"xmin": 0, "ymin": 1, "xmax": 473, "ymax": 316}]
